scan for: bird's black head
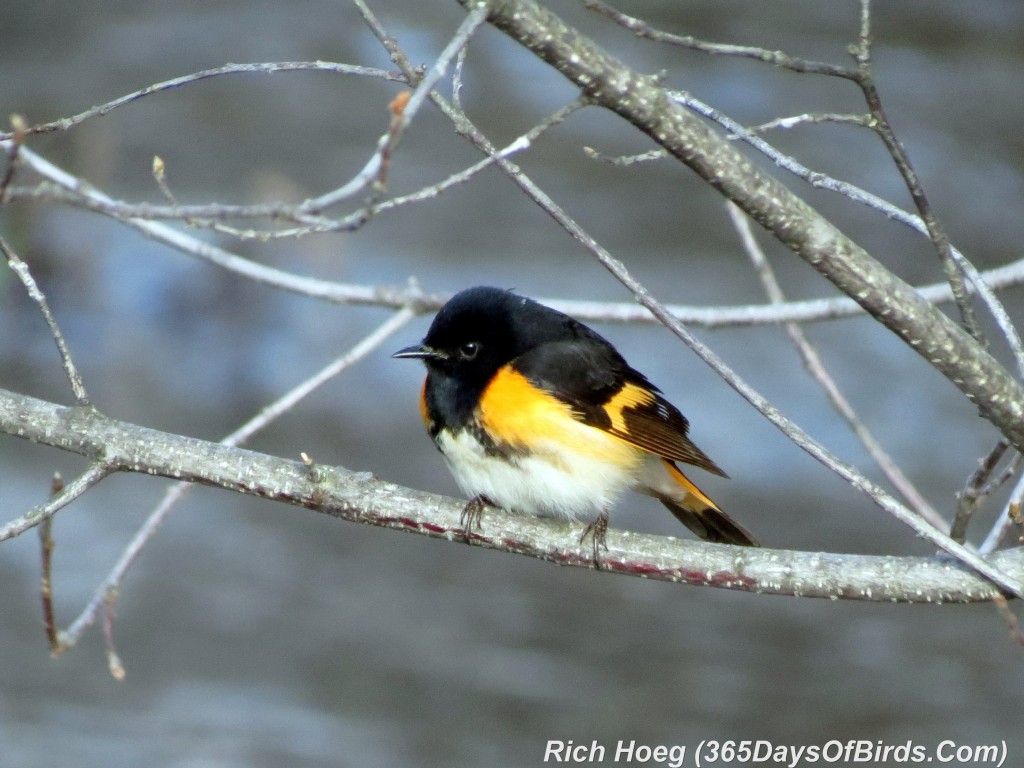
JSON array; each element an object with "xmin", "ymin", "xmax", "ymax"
[
  {"xmin": 392, "ymin": 286, "xmax": 588, "ymax": 384},
  {"xmin": 393, "ymin": 286, "xmax": 621, "ymax": 430}
]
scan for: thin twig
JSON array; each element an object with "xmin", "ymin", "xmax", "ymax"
[
  {"xmin": 849, "ymin": 0, "xmax": 982, "ymax": 345},
  {"xmin": 203, "ymin": 87, "xmax": 418, "ymax": 239},
  {"xmin": 952, "ymin": 441, "xmax": 1009, "ymax": 544},
  {"xmin": 452, "ymin": 44, "xmax": 469, "ymax": 112},
  {"xmin": 584, "ymin": 0, "xmax": 857, "ymax": 79},
  {"xmin": 0, "ymin": 114, "xmax": 27, "ymax": 201},
  {"xmin": 741, "ymin": 112, "xmax": 871, "ymax": 135},
  {"xmin": 979, "ymin": 472, "xmax": 1024, "ymax": 555},
  {"xmin": 727, "ymin": 202, "xmax": 946, "ymax": 530},
  {"xmin": 374, "ymin": 99, "xmax": 587, "ymax": 211},
  {"xmin": 586, "ymin": 0, "xmax": 988, "ymax": 353},
  {"xmin": 669, "ymin": 91, "xmax": 1024, "ymax": 379},
  {"xmin": 151, "ymin": 156, "xmax": 175, "ymax": 204},
  {"xmin": 0, "ymin": 461, "xmax": 117, "ymax": 542},
  {"xmin": 583, "ymin": 146, "xmax": 665, "ymax": 166},
  {"xmin": 980, "ymin": 452, "xmax": 1024, "ymax": 500},
  {"xmin": 0, "ymin": 11, "xmax": 494, "ymax": 244},
  {"xmin": 0, "ymin": 61, "xmax": 405, "ymax": 141},
  {"xmin": 7, "ymin": 180, "xmax": 341, "ymax": 228},
  {"xmin": 14, "ymin": 96, "xmax": 585, "ymax": 242},
  {"xmin": 103, "ymin": 589, "xmax": 125, "ymax": 680},
  {"xmin": 211, "ymin": 94, "xmax": 583, "ymax": 239},
  {"xmin": 138, "ymin": 85, "xmax": 417, "ymax": 239},
  {"xmin": 2, "ymin": 237, "xmax": 90, "ymax": 405},
  {"xmin": 353, "ymin": 0, "xmax": 413, "ymax": 73},
  {"xmin": 39, "ymin": 472, "xmax": 62, "ymax": 656},
  {"xmin": 992, "ymin": 595, "xmax": 1024, "ymax": 645},
  {"xmin": 0, "ymin": 60, "xmax": 423, "ymax": 241},
  {"xmin": 222, "ymin": 305, "xmax": 416, "ymax": 447},
  {"xmin": 9, "ymin": 139, "xmax": 1024, "ymax": 330},
  {"xmin": 57, "ymin": 307, "xmax": 416, "ymax": 651},
  {"xmin": 282, "ymin": 4, "xmax": 488, "ymax": 224}
]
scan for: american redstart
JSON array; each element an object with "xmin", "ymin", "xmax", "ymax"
[{"xmin": 393, "ymin": 286, "xmax": 758, "ymax": 554}]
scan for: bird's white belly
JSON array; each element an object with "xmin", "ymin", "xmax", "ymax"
[{"xmin": 436, "ymin": 428, "xmax": 638, "ymax": 520}]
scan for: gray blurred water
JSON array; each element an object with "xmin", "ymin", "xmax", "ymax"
[{"xmin": 2, "ymin": 2, "xmax": 1023, "ymax": 766}]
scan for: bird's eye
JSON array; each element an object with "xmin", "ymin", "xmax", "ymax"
[{"xmin": 459, "ymin": 342, "xmax": 480, "ymax": 361}]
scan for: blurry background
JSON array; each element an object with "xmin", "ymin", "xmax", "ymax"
[{"xmin": 1, "ymin": 1, "xmax": 1022, "ymax": 765}]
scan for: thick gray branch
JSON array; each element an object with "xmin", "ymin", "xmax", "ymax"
[
  {"xmin": 461, "ymin": 0, "xmax": 1024, "ymax": 452},
  {"xmin": 1, "ymin": 387, "xmax": 1020, "ymax": 604}
]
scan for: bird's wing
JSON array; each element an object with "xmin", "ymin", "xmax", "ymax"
[{"xmin": 513, "ymin": 340, "xmax": 727, "ymax": 477}]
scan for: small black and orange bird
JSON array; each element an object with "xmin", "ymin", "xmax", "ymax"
[{"xmin": 393, "ymin": 286, "xmax": 757, "ymax": 552}]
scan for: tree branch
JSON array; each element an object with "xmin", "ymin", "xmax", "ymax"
[
  {"xmin": 460, "ymin": 0, "xmax": 1024, "ymax": 455},
  {"xmin": 727, "ymin": 203, "xmax": 946, "ymax": 530},
  {"xmin": 1, "ymin": 386, "xmax": 1021, "ymax": 604},
  {"xmin": 849, "ymin": 0, "xmax": 983, "ymax": 345},
  {"xmin": 667, "ymin": 88, "xmax": 1024, "ymax": 381},
  {"xmin": 0, "ymin": 460, "xmax": 116, "ymax": 542},
  {"xmin": 3, "ymin": 237, "xmax": 90, "ymax": 405},
  {"xmin": 9, "ymin": 138, "xmax": 1024, "ymax": 330},
  {"xmin": 0, "ymin": 61, "xmax": 405, "ymax": 141},
  {"xmin": 54, "ymin": 307, "xmax": 416, "ymax": 653},
  {"xmin": 583, "ymin": 0, "xmax": 858, "ymax": 79}
]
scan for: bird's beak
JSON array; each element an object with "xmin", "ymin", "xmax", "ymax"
[{"xmin": 392, "ymin": 343, "xmax": 444, "ymax": 361}]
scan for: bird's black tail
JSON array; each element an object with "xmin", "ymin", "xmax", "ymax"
[{"xmin": 656, "ymin": 460, "xmax": 759, "ymax": 547}]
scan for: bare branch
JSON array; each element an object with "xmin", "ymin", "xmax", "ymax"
[
  {"xmin": 586, "ymin": 0, "xmax": 989, "ymax": 350},
  {"xmin": 1, "ymin": 387, "xmax": 1022, "ymax": 604},
  {"xmin": 452, "ymin": 42, "xmax": 470, "ymax": 112},
  {"xmin": 850, "ymin": 0, "xmax": 982, "ymax": 345},
  {"xmin": 9, "ymin": 97, "xmax": 586, "ymax": 241},
  {"xmin": 992, "ymin": 595, "xmax": 1024, "ymax": 645},
  {"xmin": 8, "ymin": 139, "xmax": 1024, "ymax": 330},
  {"xmin": 56, "ymin": 307, "xmax": 416, "ymax": 652},
  {"xmin": 0, "ymin": 61, "xmax": 405, "ymax": 141},
  {"xmin": 458, "ymin": 0, "xmax": 1024, "ymax": 465},
  {"xmin": 102, "ymin": 591, "xmax": 125, "ymax": 680},
  {"xmin": 727, "ymin": 202, "xmax": 946, "ymax": 530},
  {"xmin": 297, "ymin": 5, "xmax": 489, "ymax": 219},
  {"xmin": 674, "ymin": 89, "xmax": 1024, "ymax": 379},
  {"xmin": 583, "ymin": 0, "xmax": 857, "ymax": 79},
  {"xmin": 0, "ymin": 114, "xmax": 27, "ymax": 201},
  {"xmin": 354, "ymin": 0, "xmax": 416, "ymax": 74},
  {"xmin": 39, "ymin": 473, "xmax": 62, "ymax": 656},
  {"xmin": 583, "ymin": 146, "xmax": 665, "ymax": 167},
  {"xmin": 2, "ymin": 237, "xmax": 89, "ymax": 405},
  {"xmin": 0, "ymin": 460, "xmax": 117, "ymax": 542},
  {"xmin": 0, "ymin": 42, "xmax": 485, "ymax": 242},
  {"xmin": 742, "ymin": 112, "xmax": 871, "ymax": 134},
  {"xmin": 953, "ymin": 441, "xmax": 1010, "ymax": 544},
  {"xmin": 980, "ymin": 471, "xmax": 1024, "ymax": 556}
]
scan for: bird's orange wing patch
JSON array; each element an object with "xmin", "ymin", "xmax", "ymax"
[
  {"xmin": 601, "ymin": 383, "xmax": 727, "ymax": 477},
  {"xmin": 603, "ymin": 382, "xmax": 656, "ymax": 432}
]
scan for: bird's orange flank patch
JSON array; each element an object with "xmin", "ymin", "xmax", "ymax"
[
  {"xmin": 478, "ymin": 365, "xmax": 640, "ymax": 467},
  {"xmin": 419, "ymin": 377, "xmax": 431, "ymax": 428}
]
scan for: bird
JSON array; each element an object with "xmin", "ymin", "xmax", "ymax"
[{"xmin": 393, "ymin": 286, "xmax": 757, "ymax": 557}]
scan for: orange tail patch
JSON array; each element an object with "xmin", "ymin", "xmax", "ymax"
[{"xmin": 660, "ymin": 459, "xmax": 759, "ymax": 546}]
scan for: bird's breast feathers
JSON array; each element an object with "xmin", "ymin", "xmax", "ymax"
[{"xmin": 435, "ymin": 366, "xmax": 644, "ymax": 518}]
